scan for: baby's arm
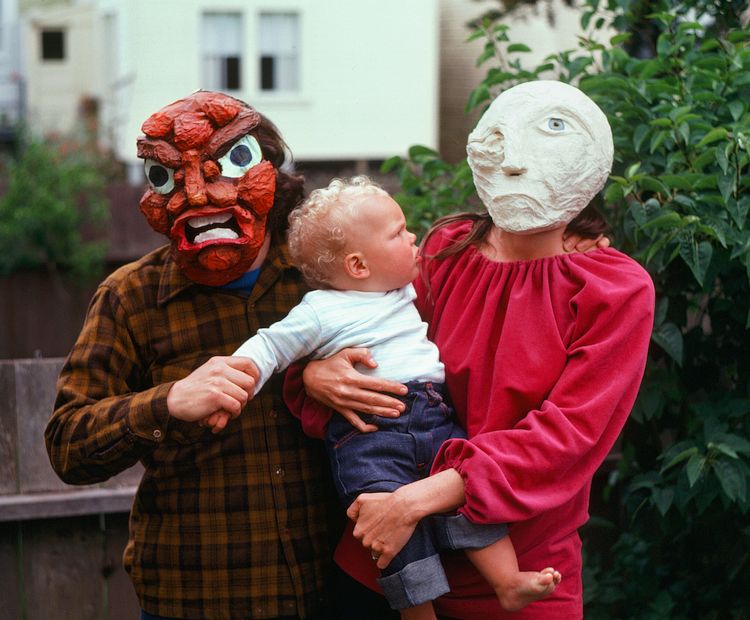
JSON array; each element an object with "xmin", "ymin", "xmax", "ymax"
[{"xmin": 206, "ymin": 298, "xmax": 324, "ymax": 432}]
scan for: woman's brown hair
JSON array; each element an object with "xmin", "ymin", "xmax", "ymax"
[{"xmin": 422, "ymin": 203, "xmax": 609, "ymax": 262}]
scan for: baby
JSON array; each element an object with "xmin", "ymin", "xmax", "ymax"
[{"xmin": 207, "ymin": 176, "xmax": 560, "ymax": 619}]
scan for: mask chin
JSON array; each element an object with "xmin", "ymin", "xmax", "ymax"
[{"xmin": 172, "ymin": 235, "xmax": 265, "ymax": 286}]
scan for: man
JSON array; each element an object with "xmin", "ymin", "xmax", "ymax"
[{"xmin": 45, "ymin": 91, "xmax": 339, "ymax": 619}]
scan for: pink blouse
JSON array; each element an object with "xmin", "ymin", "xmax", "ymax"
[{"xmin": 286, "ymin": 220, "xmax": 655, "ymax": 619}]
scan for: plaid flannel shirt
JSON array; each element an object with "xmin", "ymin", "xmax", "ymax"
[{"xmin": 45, "ymin": 242, "xmax": 340, "ymax": 619}]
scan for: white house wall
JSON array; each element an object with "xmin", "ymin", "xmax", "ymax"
[
  {"xmin": 26, "ymin": 0, "xmax": 439, "ymax": 166},
  {"xmin": 23, "ymin": 3, "xmax": 100, "ymax": 137}
]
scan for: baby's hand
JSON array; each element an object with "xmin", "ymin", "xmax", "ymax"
[{"xmin": 201, "ymin": 410, "xmax": 233, "ymax": 433}]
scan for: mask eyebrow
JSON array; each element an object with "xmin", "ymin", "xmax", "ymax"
[
  {"xmin": 136, "ymin": 138, "xmax": 182, "ymax": 168},
  {"xmin": 206, "ymin": 109, "xmax": 261, "ymax": 158}
]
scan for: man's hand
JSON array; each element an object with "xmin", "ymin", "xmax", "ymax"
[
  {"xmin": 167, "ymin": 356, "xmax": 258, "ymax": 427},
  {"xmin": 199, "ymin": 360, "xmax": 260, "ymax": 433}
]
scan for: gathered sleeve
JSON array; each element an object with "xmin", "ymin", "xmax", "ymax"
[
  {"xmin": 45, "ymin": 283, "xmax": 173, "ymax": 485},
  {"xmin": 283, "ymin": 363, "xmax": 331, "ymax": 440},
  {"xmin": 428, "ymin": 245, "xmax": 656, "ymax": 525}
]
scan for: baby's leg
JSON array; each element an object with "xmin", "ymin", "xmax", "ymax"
[
  {"xmin": 400, "ymin": 601, "xmax": 437, "ymax": 620},
  {"xmin": 465, "ymin": 536, "xmax": 561, "ymax": 612}
]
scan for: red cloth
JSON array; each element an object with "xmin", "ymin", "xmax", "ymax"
[{"xmin": 285, "ymin": 221, "xmax": 655, "ymax": 619}]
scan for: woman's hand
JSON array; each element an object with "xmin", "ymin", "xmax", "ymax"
[
  {"xmin": 303, "ymin": 348, "xmax": 408, "ymax": 432},
  {"xmin": 347, "ymin": 469, "xmax": 467, "ymax": 569},
  {"xmin": 347, "ymin": 490, "xmax": 420, "ymax": 570},
  {"xmin": 562, "ymin": 232, "xmax": 611, "ymax": 253}
]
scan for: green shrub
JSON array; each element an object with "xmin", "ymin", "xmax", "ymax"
[
  {"xmin": 0, "ymin": 134, "xmax": 109, "ymax": 282},
  {"xmin": 389, "ymin": 2, "xmax": 750, "ymax": 617}
]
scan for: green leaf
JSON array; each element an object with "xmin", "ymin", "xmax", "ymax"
[
  {"xmin": 507, "ymin": 43, "xmax": 531, "ymax": 53},
  {"xmin": 686, "ymin": 454, "xmax": 707, "ymax": 486},
  {"xmin": 642, "ymin": 211, "xmax": 682, "ymax": 230},
  {"xmin": 662, "ymin": 447, "xmax": 699, "ymax": 472},
  {"xmin": 660, "ymin": 174, "xmax": 693, "ymax": 191},
  {"xmin": 610, "ymin": 33, "xmax": 631, "ymax": 46},
  {"xmin": 679, "ymin": 238, "xmax": 713, "ymax": 286},
  {"xmin": 729, "ymin": 101, "xmax": 745, "ymax": 122},
  {"xmin": 639, "ymin": 176, "xmax": 670, "ymax": 196},
  {"xmin": 717, "ymin": 173, "xmax": 736, "ymax": 203},
  {"xmin": 651, "ymin": 322, "xmax": 683, "ymax": 366},
  {"xmin": 712, "ymin": 459, "xmax": 747, "ymax": 503},
  {"xmin": 697, "ymin": 127, "xmax": 728, "ymax": 147},
  {"xmin": 652, "ymin": 487, "xmax": 673, "ymax": 515},
  {"xmin": 380, "ymin": 155, "xmax": 403, "ymax": 173}
]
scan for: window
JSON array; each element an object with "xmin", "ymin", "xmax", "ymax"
[
  {"xmin": 258, "ymin": 13, "xmax": 299, "ymax": 92},
  {"xmin": 202, "ymin": 13, "xmax": 242, "ymax": 91},
  {"xmin": 41, "ymin": 29, "xmax": 65, "ymax": 61}
]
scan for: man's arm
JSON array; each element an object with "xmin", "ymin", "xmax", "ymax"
[{"xmin": 45, "ymin": 283, "xmax": 256, "ymax": 483}]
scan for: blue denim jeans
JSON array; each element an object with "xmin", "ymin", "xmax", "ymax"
[{"xmin": 325, "ymin": 381, "xmax": 507, "ymax": 610}]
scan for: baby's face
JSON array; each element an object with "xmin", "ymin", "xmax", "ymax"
[{"xmin": 345, "ymin": 194, "xmax": 419, "ymax": 292}]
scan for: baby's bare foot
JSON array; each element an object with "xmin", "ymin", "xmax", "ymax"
[{"xmin": 496, "ymin": 567, "xmax": 562, "ymax": 612}]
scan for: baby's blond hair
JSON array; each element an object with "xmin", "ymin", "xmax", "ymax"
[{"xmin": 287, "ymin": 176, "xmax": 389, "ymax": 288}]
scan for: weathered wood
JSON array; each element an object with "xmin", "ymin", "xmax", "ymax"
[
  {"xmin": 0, "ymin": 358, "xmax": 144, "ymax": 512},
  {"xmin": 0, "ymin": 522, "xmax": 22, "ymax": 620},
  {"xmin": 22, "ymin": 516, "xmax": 104, "ymax": 619},
  {"xmin": 0, "ymin": 362, "xmax": 19, "ymax": 494},
  {"xmin": 104, "ymin": 513, "xmax": 141, "ymax": 620},
  {"xmin": 0, "ymin": 487, "xmax": 136, "ymax": 522}
]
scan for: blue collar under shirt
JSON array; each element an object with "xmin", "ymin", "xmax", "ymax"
[{"xmin": 220, "ymin": 268, "xmax": 261, "ymax": 295}]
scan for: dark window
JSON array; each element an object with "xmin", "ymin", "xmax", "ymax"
[
  {"xmin": 41, "ymin": 30, "xmax": 65, "ymax": 60},
  {"xmin": 260, "ymin": 56, "xmax": 275, "ymax": 90},
  {"xmin": 224, "ymin": 56, "xmax": 241, "ymax": 90}
]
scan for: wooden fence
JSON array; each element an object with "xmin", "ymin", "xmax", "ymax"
[{"xmin": 0, "ymin": 358, "xmax": 142, "ymax": 619}]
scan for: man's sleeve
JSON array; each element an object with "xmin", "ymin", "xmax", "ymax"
[{"xmin": 45, "ymin": 283, "xmax": 172, "ymax": 485}]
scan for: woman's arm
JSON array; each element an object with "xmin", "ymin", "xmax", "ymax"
[{"xmin": 346, "ymin": 468, "xmax": 465, "ymax": 569}]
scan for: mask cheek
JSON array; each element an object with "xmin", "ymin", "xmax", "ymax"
[
  {"xmin": 139, "ymin": 191, "xmax": 170, "ymax": 235},
  {"xmin": 237, "ymin": 161, "xmax": 277, "ymax": 216}
]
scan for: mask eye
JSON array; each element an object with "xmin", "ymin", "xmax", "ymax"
[
  {"xmin": 217, "ymin": 135, "xmax": 263, "ymax": 178},
  {"xmin": 144, "ymin": 159, "xmax": 175, "ymax": 194},
  {"xmin": 547, "ymin": 118, "xmax": 566, "ymax": 131}
]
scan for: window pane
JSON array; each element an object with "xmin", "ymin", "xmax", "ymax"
[
  {"xmin": 225, "ymin": 57, "xmax": 241, "ymax": 91},
  {"xmin": 202, "ymin": 13, "xmax": 242, "ymax": 90},
  {"xmin": 258, "ymin": 13, "xmax": 299, "ymax": 92},
  {"xmin": 41, "ymin": 30, "xmax": 65, "ymax": 60}
]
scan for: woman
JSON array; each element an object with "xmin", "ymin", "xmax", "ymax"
[{"xmin": 288, "ymin": 81, "xmax": 655, "ymax": 619}]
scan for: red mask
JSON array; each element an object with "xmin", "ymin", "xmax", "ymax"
[{"xmin": 137, "ymin": 91, "xmax": 277, "ymax": 286}]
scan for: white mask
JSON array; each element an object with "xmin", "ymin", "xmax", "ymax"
[{"xmin": 466, "ymin": 80, "xmax": 613, "ymax": 233}]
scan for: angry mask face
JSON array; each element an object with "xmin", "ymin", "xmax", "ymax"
[{"xmin": 137, "ymin": 91, "xmax": 277, "ymax": 285}]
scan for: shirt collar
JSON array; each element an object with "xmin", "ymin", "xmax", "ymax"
[{"xmin": 156, "ymin": 241, "xmax": 295, "ymax": 306}]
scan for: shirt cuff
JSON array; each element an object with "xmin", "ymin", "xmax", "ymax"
[
  {"xmin": 432, "ymin": 437, "xmax": 496, "ymax": 525},
  {"xmin": 125, "ymin": 382, "xmax": 173, "ymax": 443}
]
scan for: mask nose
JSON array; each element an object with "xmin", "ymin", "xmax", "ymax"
[
  {"xmin": 499, "ymin": 139, "xmax": 527, "ymax": 176},
  {"xmin": 182, "ymin": 151, "xmax": 208, "ymax": 206}
]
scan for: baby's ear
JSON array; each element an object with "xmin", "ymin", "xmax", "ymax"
[{"xmin": 343, "ymin": 252, "xmax": 370, "ymax": 280}]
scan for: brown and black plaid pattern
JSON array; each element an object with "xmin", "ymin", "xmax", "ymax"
[{"xmin": 46, "ymin": 243, "xmax": 340, "ymax": 619}]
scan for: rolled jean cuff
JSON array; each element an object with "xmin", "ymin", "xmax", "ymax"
[
  {"xmin": 377, "ymin": 554, "xmax": 450, "ymax": 610},
  {"xmin": 432, "ymin": 513, "xmax": 508, "ymax": 550}
]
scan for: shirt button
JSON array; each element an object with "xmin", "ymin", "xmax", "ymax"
[
  {"xmin": 275, "ymin": 467, "xmax": 285, "ymax": 477},
  {"xmin": 268, "ymin": 409, "xmax": 277, "ymax": 418},
  {"xmin": 152, "ymin": 429, "xmax": 163, "ymax": 440}
]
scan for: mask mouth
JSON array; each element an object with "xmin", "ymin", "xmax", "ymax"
[
  {"xmin": 172, "ymin": 206, "xmax": 256, "ymax": 251},
  {"xmin": 184, "ymin": 212, "xmax": 243, "ymax": 244}
]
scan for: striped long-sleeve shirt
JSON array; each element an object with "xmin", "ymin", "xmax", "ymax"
[
  {"xmin": 45, "ymin": 242, "xmax": 340, "ymax": 619},
  {"xmin": 233, "ymin": 284, "xmax": 445, "ymax": 395}
]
